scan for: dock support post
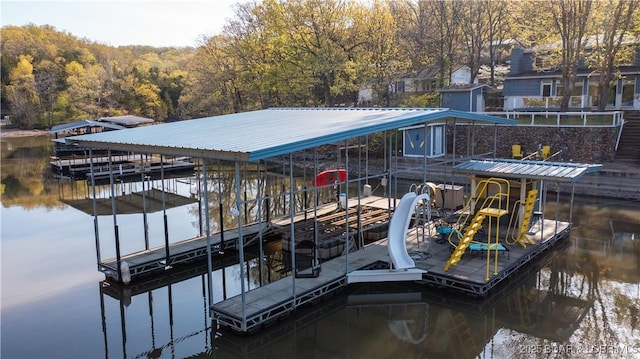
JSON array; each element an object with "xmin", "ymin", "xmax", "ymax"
[
  {"xmin": 344, "ymin": 139, "xmax": 350, "ymax": 272},
  {"xmin": 235, "ymin": 162, "xmax": 247, "ymax": 331},
  {"xmin": 288, "ymin": 154, "xmax": 296, "ymax": 305},
  {"xmin": 257, "ymin": 161, "xmax": 264, "ymax": 286},
  {"xmin": 202, "ymin": 160, "xmax": 214, "ymax": 309},
  {"xmin": 197, "ymin": 159, "xmax": 203, "ymax": 236},
  {"xmin": 161, "ymin": 156, "xmax": 170, "ymax": 268},
  {"xmin": 108, "ymin": 150, "xmax": 121, "ymax": 283},
  {"xmin": 140, "ymin": 154, "xmax": 149, "ymax": 250},
  {"xmin": 218, "ymin": 161, "xmax": 225, "ymax": 253},
  {"xmin": 89, "ymin": 149, "xmax": 101, "ymax": 268}
]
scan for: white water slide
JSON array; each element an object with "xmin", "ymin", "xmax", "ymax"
[{"xmin": 347, "ymin": 192, "xmax": 429, "ymax": 284}]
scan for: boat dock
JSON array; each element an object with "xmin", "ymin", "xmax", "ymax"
[
  {"xmin": 412, "ymin": 218, "xmax": 571, "ymax": 296},
  {"xmin": 67, "ymin": 108, "xmax": 601, "ymax": 336},
  {"xmin": 102, "ymin": 195, "xmax": 393, "ymax": 282},
  {"xmin": 211, "ymin": 214, "xmax": 572, "ymax": 333},
  {"xmin": 50, "ymin": 154, "xmax": 195, "ymax": 181}
]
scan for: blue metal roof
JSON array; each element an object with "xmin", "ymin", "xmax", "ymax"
[
  {"xmin": 453, "ymin": 159, "xmax": 602, "ymax": 182},
  {"xmin": 67, "ymin": 108, "xmax": 516, "ymax": 162}
]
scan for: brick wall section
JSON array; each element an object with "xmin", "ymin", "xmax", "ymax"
[{"xmin": 448, "ymin": 124, "xmax": 620, "ymax": 162}]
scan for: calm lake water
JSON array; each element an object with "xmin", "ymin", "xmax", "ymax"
[{"xmin": 1, "ymin": 135, "xmax": 639, "ymax": 359}]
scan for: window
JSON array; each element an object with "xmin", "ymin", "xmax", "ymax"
[
  {"xmin": 541, "ymin": 80, "xmax": 552, "ymax": 97},
  {"xmin": 622, "ymin": 78, "xmax": 635, "ymax": 106}
]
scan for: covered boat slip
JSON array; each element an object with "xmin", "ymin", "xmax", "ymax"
[
  {"xmin": 65, "ymin": 107, "xmax": 601, "ymax": 333},
  {"xmin": 66, "ymin": 107, "xmax": 515, "ymax": 282},
  {"xmin": 50, "ymin": 153, "xmax": 195, "ymax": 181}
]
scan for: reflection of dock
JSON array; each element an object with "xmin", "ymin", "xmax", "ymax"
[{"xmin": 62, "ymin": 188, "xmax": 198, "ymax": 215}]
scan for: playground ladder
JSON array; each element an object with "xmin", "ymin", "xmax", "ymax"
[
  {"xmin": 512, "ymin": 189, "xmax": 538, "ymax": 247},
  {"xmin": 444, "ymin": 213, "xmax": 486, "ymax": 270}
]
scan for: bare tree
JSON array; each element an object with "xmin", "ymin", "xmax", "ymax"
[
  {"xmin": 455, "ymin": 0, "xmax": 488, "ymax": 84},
  {"xmin": 587, "ymin": 0, "xmax": 640, "ymax": 111},
  {"xmin": 551, "ymin": 0, "xmax": 593, "ymax": 111},
  {"xmin": 485, "ymin": 0, "xmax": 513, "ymax": 87}
]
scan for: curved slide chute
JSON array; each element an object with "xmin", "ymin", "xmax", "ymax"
[
  {"xmin": 388, "ymin": 192, "xmax": 431, "ymax": 269},
  {"xmin": 347, "ymin": 192, "xmax": 429, "ymax": 284}
]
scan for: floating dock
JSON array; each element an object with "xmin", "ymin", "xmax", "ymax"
[
  {"xmin": 101, "ymin": 223, "xmax": 266, "ymax": 281},
  {"xmin": 211, "ymin": 214, "xmax": 572, "ymax": 333},
  {"xmin": 211, "ymin": 242, "xmax": 391, "ymax": 333},
  {"xmin": 50, "ymin": 154, "xmax": 195, "ymax": 181},
  {"xmin": 412, "ymin": 218, "xmax": 570, "ymax": 296}
]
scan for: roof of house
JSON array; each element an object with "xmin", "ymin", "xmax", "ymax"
[
  {"xmin": 506, "ymin": 66, "xmax": 640, "ymax": 80},
  {"xmin": 66, "ymin": 107, "xmax": 516, "ymax": 162},
  {"xmin": 438, "ymin": 83, "xmax": 498, "ymax": 93}
]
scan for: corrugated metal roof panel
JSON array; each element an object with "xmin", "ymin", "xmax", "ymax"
[
  {"xmin": 67, "ymin": 108, "xmax": 516, "ymax": 162},
  {"xmin": 51, "ymin": 120, "xmax": 126, "ymax": 134},
  {"xmin": 453, "ymin": 159, "xmax": 602, "ymax": 182}
]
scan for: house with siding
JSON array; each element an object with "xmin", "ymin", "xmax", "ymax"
[
  {"xmin": 437, "ymin": 65, "xmax": 497, "ymax": 113},
  {"xmin": 503, "ymin": 43, "xmax": 640, "ymax": 111},
  {"xmin": 358, "ymin": 67, "xmax": 441, "ymax": 105}
]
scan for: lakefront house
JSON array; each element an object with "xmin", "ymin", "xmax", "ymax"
[{"xmin": 503, "ymin": 41, "xmax": 640, "ymax": 112}]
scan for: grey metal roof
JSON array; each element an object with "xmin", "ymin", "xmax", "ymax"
[
  {"xmin": 50, "ymin": 120, "xmax": 126, "ymax": 134},
  {"xmin": 453, "ymin": 159, "xmax": 602, "ymax": 182},
  {"xmin": 67, "ymin": 107, "xmax": 516, "ymax": 162},
  {"xmin": 97, "ymin": 115, "xmax": 155, "ymax": 127}
]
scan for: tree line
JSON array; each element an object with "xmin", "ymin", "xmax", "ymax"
[{"xmin": 2, "ymin": 0, "xmax": 638, "ymax": 129}]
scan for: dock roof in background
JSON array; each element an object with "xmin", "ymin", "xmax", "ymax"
[
  {"xmin": 51, "ymin": 119, "xmax": 126, "ymax": 134},
  {"xmin": 67, "ymin": 108, "xmax": 516, "ymax": 162},
  {"xmin": 453, "ymin": 159, "xmax": 602, "ymax": 182}
]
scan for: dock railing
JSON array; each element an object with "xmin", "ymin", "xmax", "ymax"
[{"xmin": 484, "ymin": 111, "xmax": 624, "ymax": 127}]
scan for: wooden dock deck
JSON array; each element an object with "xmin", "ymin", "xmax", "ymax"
[{"xmin": 50, "ymin": 154, "xmax": 195, "ymax": 180}]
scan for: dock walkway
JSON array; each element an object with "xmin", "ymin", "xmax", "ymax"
[
  {"xmin": 101, "ymin": 224, "xmax": 266, "ymax": 281},
  {"xmin": 211, "ymin": 242, "xmax": 390, "ymax": 333}
]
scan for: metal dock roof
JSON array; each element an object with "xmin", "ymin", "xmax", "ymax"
[
  {"xmin": 67, "ymin": 108, "xmax": 516, "ymax": 162},
  {"xmin": 453, "ymin": 159, "xmax": 602, "ymax": 182},
  {"xmin": 51, "ymin": 119, "xmax": 126, "ymax": 134}
]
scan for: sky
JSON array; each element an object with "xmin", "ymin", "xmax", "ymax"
[{"xmin": 1, "ymin": 0, "xmax": 245, "ymax": 47}]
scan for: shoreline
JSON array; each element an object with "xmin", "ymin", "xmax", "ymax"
[{"xmin": 0, "ymin": 128, "xmax": 50, "ymax": 138}]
